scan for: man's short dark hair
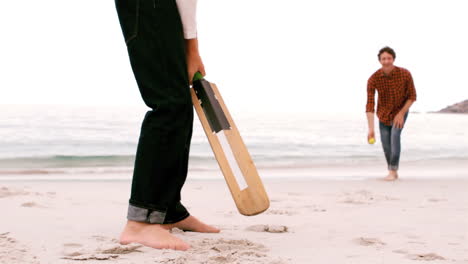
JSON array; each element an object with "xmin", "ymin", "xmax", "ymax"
[{"xmin": 378, "ymin": 46, "xmax": 396, "ymax": 60}]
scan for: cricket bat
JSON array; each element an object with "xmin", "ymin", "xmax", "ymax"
[{"xmin": 190, "ymin": 72, "xmax": 269, "ymax": 216}]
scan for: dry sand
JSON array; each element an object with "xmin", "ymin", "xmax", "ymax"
[{"xmin": 1, "ymin": 177, "xmax": 467, "ymax": 263}]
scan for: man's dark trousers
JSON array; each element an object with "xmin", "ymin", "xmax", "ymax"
[{"xmin": 115, "ymin": 0, "xmax": 193, "ymax": 224}]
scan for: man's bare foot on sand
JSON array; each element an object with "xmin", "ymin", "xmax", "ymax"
[
  {"xmin": 163, "ymin": 215, "xmax": 220, "ymax": 233},
  {"xmin": 383, "ymin": 170, "xmax": 398, "ymax": 181},
  {"xmin": 120, "ymin": 220, "xmax": 190, "ymax": 251}
]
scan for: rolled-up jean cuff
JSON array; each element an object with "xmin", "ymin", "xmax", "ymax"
[
  {"xmin": 127, "ymin": 204, "xmax": 166, "ymax": 224},
  {"xmin": 388, "ymin": 165, "xmax": 399, "ymax": 171},
  {"xmin": 163, "ymin": 212, "xmax": 190, "ymax": 224}
]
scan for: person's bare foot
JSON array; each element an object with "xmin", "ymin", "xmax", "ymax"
[
  {"xmin": 383, "ymin": 170, "xmax": 398, "ymax": 181},
  {"xmin": 119, "ymin": 220, "xmax": 190, "ymax": 251},
  {"xmin": 163, "ymin": 215, "xmax": 220, "ymax": 233}
]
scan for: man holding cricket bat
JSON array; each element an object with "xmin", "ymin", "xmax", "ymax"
[{"xmin": 115, "ymin": 0, "xmax": 219, "ymax": 251}]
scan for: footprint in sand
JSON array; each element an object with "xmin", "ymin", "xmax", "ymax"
[
  {"xmin": 156, "ymin": 238, "xmax": 287, "ymax": 264},
  {"xmin": 342, "ymin": 190, "xmax": 374, "ymax": 204},
  {"xmin": 100, "ymin": 244, "xmax": 143, "ymax": 254},
  {"xmin": 265, "ymin": 209, "xmax": 298, "ymax": 216},
  {"xmin": 0, "ymin": 232, "xmax": 39, "ymax": 264},
  {"xmin": 0, "ymin": 187, "xmax": 29, "ymax": 198},
  {"xmin": 355, "ymin": 237, "xmax": 386, "ymax": 247},
  {"xmin": 392, "ymin": 249, "xmax": 408, "ymax": 254},
  {"xmin": 246, "ymin": 225, "xmax": 288, "ymax": 233},
  {"xmin": 342, "ymin": 190, "xmax": 398, "ymax": 205},
  {"xmin": 63, "ymin": 243, "xmax": 83, "ymax": 248},
  {"xmin": 303, "ymin": 205, "xmax": 327, "ymax": 212},
  {"xmin": 406, "ymin": 253, "xmax": 445, "ymax": 261},
  {"xmin": 62, "ymin": 237, "xmax": 142, "ymax": 261},
  {"xmin": 21, "ymin": 202, "xmax": 45, "ymax": 208},
  {"xmin": 91, "ymin": 235, "xmax": 114, "ymax": 242}
]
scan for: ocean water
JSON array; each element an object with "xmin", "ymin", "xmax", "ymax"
[{"xmin": 0, "ymin": 105, "xmax": 467, "ymax": 180}]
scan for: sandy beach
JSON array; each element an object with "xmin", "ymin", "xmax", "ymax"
[{"xmin": 1, "ymin": 176, "xmax": 467, "ymax": 264}]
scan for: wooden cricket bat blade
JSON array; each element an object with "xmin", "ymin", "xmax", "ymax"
[{"xmin": 191, "ymin": 78, "xmax": 269, "ymax": 216}]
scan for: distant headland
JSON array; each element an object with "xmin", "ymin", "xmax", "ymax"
[{"xmin": 437, "ymin": 100, "xmax": 468, "ymax": 114}]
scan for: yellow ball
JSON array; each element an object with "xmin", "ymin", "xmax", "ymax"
[{"xmin": 368, "ymin": 138, "xmax": 376, "ymax": 144}]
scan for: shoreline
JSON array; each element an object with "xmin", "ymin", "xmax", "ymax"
[{"xmin": 1, "ymin": 161, "xmax": 467, "ymax": 182}]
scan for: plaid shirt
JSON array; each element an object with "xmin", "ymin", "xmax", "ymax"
[{"xmin": 366, "ymin": 66, "xmax": 417, "ymax": 125}]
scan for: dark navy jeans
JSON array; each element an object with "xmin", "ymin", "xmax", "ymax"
[
  {"xmin": 115, "ymin": 0, "xmax": 192, "ymax": 224},
  {"xmin": 379, "ymin": 112, "xmax": 409, "ymax": 171}
]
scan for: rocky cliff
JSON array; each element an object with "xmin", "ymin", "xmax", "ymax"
[{"xmin": 438, "ymin": 100, "xmax": 468, "ymax": 113}]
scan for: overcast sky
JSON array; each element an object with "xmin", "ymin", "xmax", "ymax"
[{"xmin": 1, "ymin": 0, "xmax": 467, "ymax": 114}]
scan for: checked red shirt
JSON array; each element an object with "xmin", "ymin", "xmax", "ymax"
[{"xmin": 366, "ymin": 66, "xmax": 417, "ymax": 125}]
